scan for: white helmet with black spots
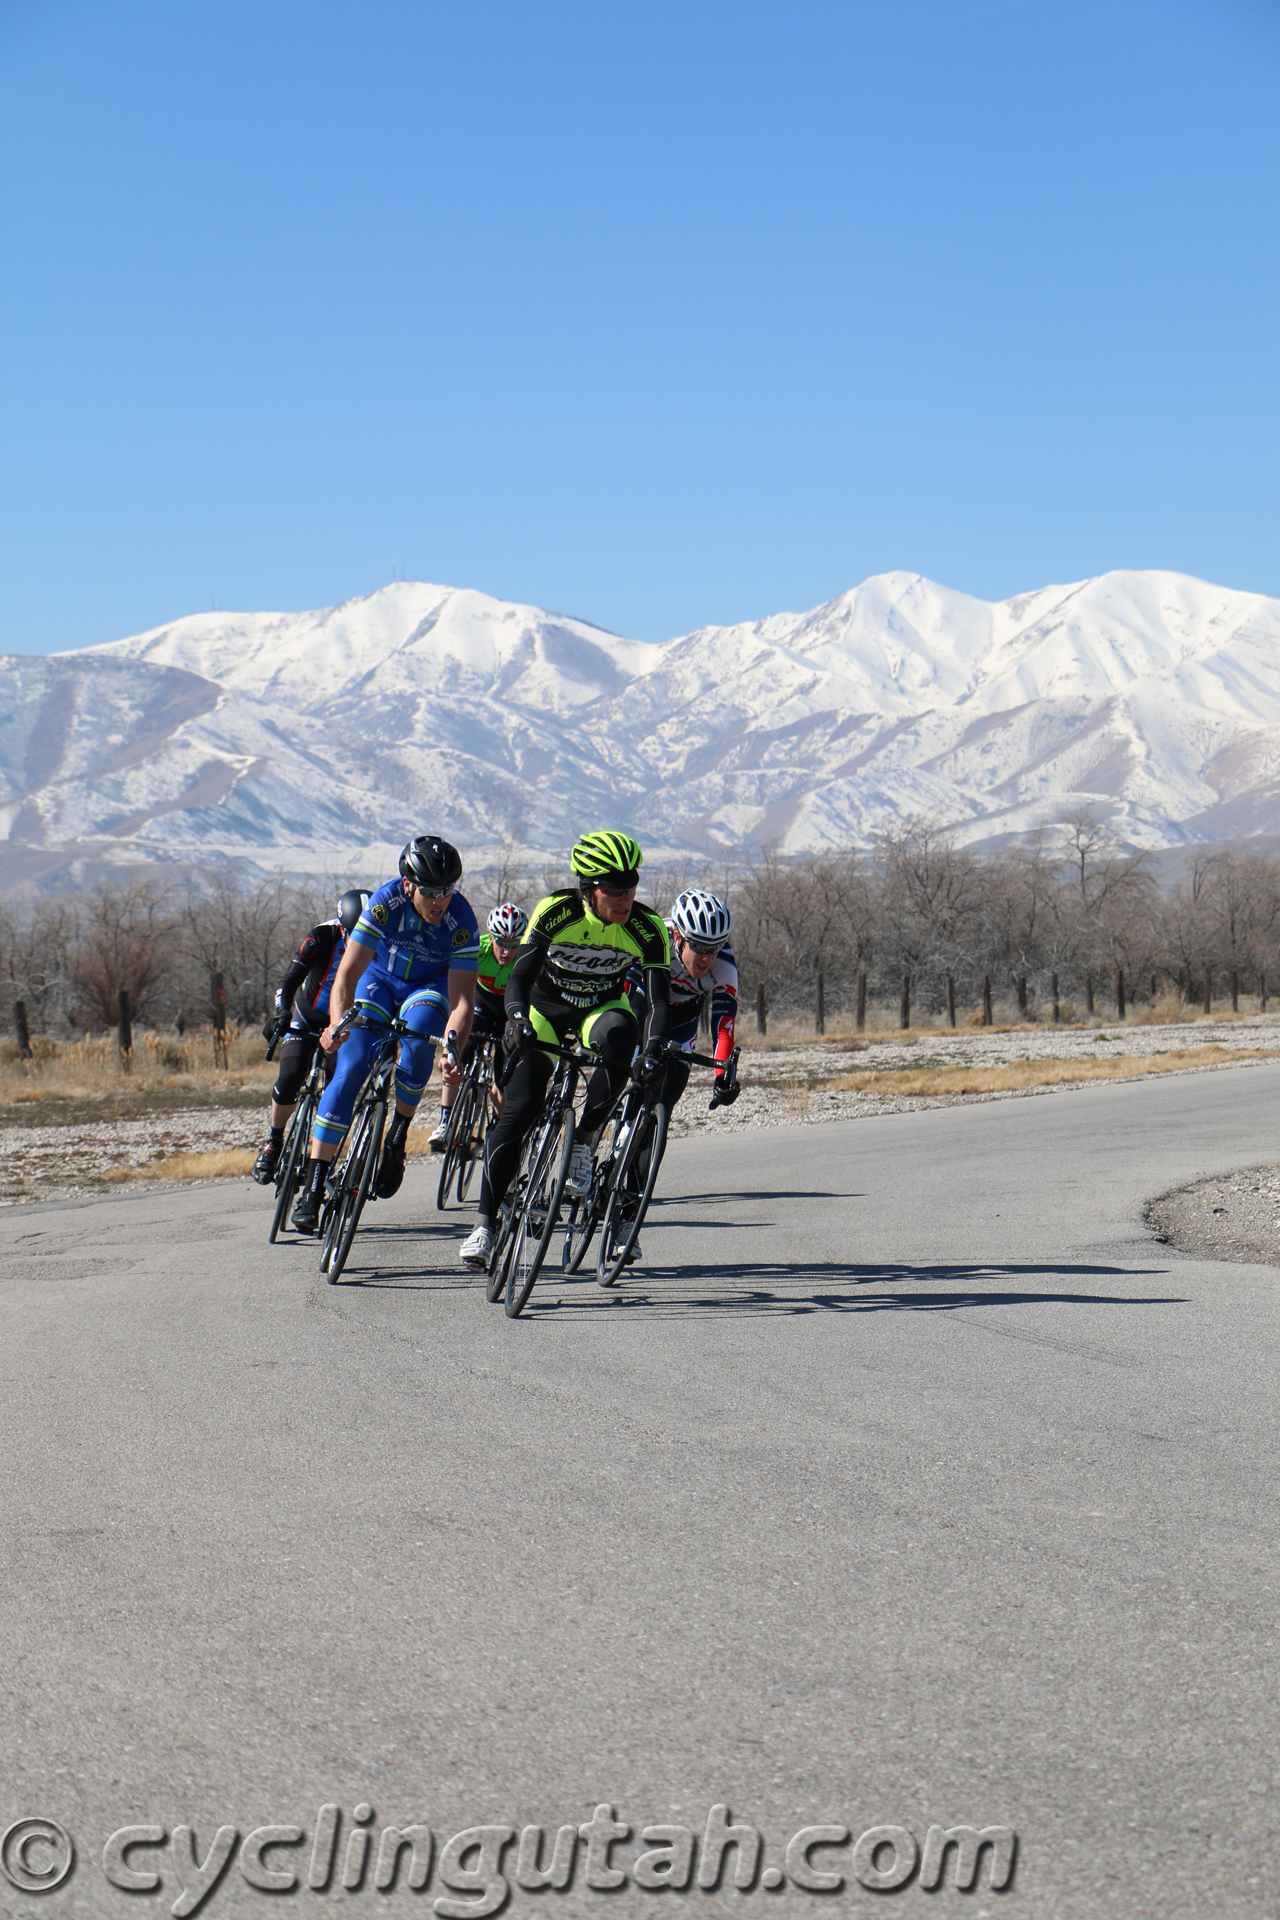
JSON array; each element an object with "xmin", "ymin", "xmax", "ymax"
[
  {"xmin": 671, "ymin": 889, "xmax": 732, "ymax": 950},
  {"xmin": 487, "ymin": 901, "xmax": 529, "ymax": 943}
]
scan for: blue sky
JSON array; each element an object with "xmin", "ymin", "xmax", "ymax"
[{"xmin": 2, "ymin": 0, "xmax": 1279, "ymax": 652}]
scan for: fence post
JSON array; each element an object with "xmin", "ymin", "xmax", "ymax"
[
  {"xmin": 982, "ymin": 975, "xmax": 992, "ymax": 1026},
  {"xmin": 1085, "ymin": 973, "xmax": 1094, "ymax": 1015},
  {"xmin": 1051, "ymin": 972, "xmax": 1060, "ymax": 1023},
  {"xmin": 1231, "ymin": 969, "xmax": 1239, "ymax": 1012},
  {"xmin": 1017, "ymin": 976, "xmax": 1027, "ymax": 1017},
  {"xmin": 900, "ymin": 975, "xmax": 910, "ymax": 1030},
  {"xmin": 945, "ymin": 974, "xmax": 956, "ymax": 1028},
  {"xmin": 212, "ymin": 970, "xmax": 229, "ymax": 1068},
  {"xmin": 1203, "ymin": 969, "xmax": 1212, "ymax": 1015},
  {"xmin": 756, "ymin": 983, "xmax": 767, "ymax": 1036},
  {"xmin": 1262, "ymin": 971, "xmax": 1269, "ymax": 1013},
  {"xmin": 1178, "ymin": 967, "xmax": 1187, "ymax": 1003},
  {"xmin": 856, "ymin": 972, "xmax": 866, "ymax": 1033},
  {"xmin": 815, "ymin": 972, "xmax": 825, "ymax": 1035},
  {"xmin": 117, "ymin": 987, "xmax": 132, "ymax": 1069},
  {"xmin": 1116, "ymin": 968, "xmax": 1126, "ymax": 1019},
  {"xmin": 14, "ymin": 1000, "xmax": 33, "ymax": 1062}
]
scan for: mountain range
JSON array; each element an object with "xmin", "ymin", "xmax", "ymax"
[{"xmin": 4, "ymin": 568, "xmax": 1280, "ymax": 889}]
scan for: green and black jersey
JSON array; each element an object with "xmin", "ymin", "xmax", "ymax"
[{"xmin": 505, "ymin": 888, "xmax": 672, "ymax": 1039}]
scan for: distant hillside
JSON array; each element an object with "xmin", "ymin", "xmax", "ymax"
[{"xmin": 4, "ymin": 569, "xmax": 1280, "ymax": 888}]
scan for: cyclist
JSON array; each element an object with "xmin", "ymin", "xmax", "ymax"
[
  {"xmin": 290, "ymin": 836, "xmax": 479, "ymax": 1234},
  {"xmin": 628, "ymin": 888, "xmax": 741, "ymax": 1117},
  {"xmin": 459, "ymin": 831, "xmax": 671, "ymax": 1271},
  {"xmin": 428, "ymin": 901, "xmax": 528, "ymax": 1149},
  {"xmin": 252, "ymin": 887, "xmax": 369, "ymax": 1185}
]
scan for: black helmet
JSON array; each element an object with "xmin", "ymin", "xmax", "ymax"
[
  {"xmin": 399, "ymin": 835, "xmax": 463, "ymax": 890},
  {"xmin": 337, "ymin": 888, "xmax": 369, "ymax": 933}
]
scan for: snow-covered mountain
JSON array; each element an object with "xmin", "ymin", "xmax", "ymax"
[{"xmin": 5, "ymin": 569, "xmax": 1280, "ymax": 887}]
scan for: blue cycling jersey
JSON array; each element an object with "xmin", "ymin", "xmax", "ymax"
[{"xmin": 350, "ymin": 878, "xmax": 480, "ymax": 983}]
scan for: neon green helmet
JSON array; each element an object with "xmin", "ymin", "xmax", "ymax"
[{"xmin": 570, "ymin": 830, "xmax": 644, "ymax": 884}]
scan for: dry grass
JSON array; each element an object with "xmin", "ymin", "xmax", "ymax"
[
  {"xmin": 106, "ymin": 1147, "xmax": 257, "ymax": 1184},
  {"xmin": 829, "ymin": 1044, "xmax": 1275, "ymax": 1099},
  {"xmin": 2, "ymin": 1027, "xmax": 274, "ymax": 1113}
]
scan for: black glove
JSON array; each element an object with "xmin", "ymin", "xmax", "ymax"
[
  {"xmin": 503, "ymin": 1011, "xmax": 534, "ymax": 1056},
  {"xmin": 709, "ymin": 1077, "xmax": 740, "ymax": 1110},
  {"xmin": 262, "ymin": 1012, "xmax": 283, "ymax": 1042},
  {"xmin": 636, "ymin": 1043, "xmax": 665, "ymax": 1088}
]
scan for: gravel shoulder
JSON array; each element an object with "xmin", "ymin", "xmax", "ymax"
[
  {"xmin": 7, "ymin": 1009, "xmax": 1279, "ymax": 1205},
  {"xmin": 1147, "ymin": 1162, "xmax": 1280, "ymax": 1268}
]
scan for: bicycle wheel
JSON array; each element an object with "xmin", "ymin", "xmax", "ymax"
[
  {"xmin": 502, "ymin": 1106, "xmax": 574, "ymax": 1318},
  {"xmin": 269, "ymin": 1092, "xmax": 312, "ymax": 1244},
  {"xmin": 322, "ymin": 1100, "xmax": 385, "ymax": 1283},
  {"xmin": 436, "ymin": 1077, "xmax": 480, "ymax": 1210},
  {"xmin": 597, "ymin": 1100, "xmax": 667, "ymax": 1287},
  {"xmin": 457, "ymin": 1083, "xmax": 492, "ymax": 1203}
]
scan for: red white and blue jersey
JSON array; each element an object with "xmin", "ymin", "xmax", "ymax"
[
  {"xmin": 350, "ymin": 878, "xmax": 480, "ymax": 985},
  {"xmin": 629, "ymin": 925, "xmax": 737, "ymax": 1061}
]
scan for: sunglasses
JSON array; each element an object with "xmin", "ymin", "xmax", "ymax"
[
  {"xmin": 411, "ymin": 883, "xmax": 455, "ymax": 900},
  {"xmin": 594, "ymin": 879, "xmax": 638, "ymax": 897},
  {"xmin": 683, "ymin": 937, "xmax": 725, "ymax": 958}
]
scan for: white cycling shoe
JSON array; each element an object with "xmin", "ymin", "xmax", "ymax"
[
  {"xmin": 564, "ymin": 1143, "xmax": 594, "ymax": 1198},
  {"xmin": 460, "ymin": 1224, "xmax": 494, "ymax": 1269},
  {"xmin": 428, "ymin": 1118, "xmax": 451, "ymax": 1152}
]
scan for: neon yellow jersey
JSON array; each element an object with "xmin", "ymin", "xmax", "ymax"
[{"xmin": 524, "ymin": 889, "xmax": 670, "ymax": 1016}]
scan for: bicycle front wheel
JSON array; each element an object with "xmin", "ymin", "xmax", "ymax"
[
  {"xmin": 503, "ymin": 1107, "xmax": 574, "ymax": 1318},
  {"xmin": 436, "ymin": 1078, "xmax": 480, "ymax": 1211},
  {"xmin": 269, "ymin": 1093, "xmax": 312, "ymax": 1244},
  {"xmin": 322, "ymin": 1101, "xmax": 385, "ymax": 1283},
  {"xmin": 597, "ymin": 1101, "xmax": 667, "ymax": 1287}
]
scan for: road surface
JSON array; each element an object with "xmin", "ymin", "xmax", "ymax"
[{"xmin": 3, "ymin": 1064, "xmax": 1279, "ymax": 1918}]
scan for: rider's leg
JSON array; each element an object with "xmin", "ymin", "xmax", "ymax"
[
  {"xmin": 472, "ymin": 1022, "xmax": 562, "ymax": 1225},
  {"xmin": 579, "ymin": 1003, "xmax": 640, "ymax": 1135},
  {"xmin": 372, "ymin": 983, "xmax": 449, "ymax": 1196},
  {"xmin": 255, "ymin": 1023, "xmax": 320, "ymax": 1181}
]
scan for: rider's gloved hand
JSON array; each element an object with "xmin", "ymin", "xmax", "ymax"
[
  {"xmin": 262, "ymin": 1012, "xmax": 282, "ymax": 1042},
  {"xmin": 503, "ymin": 1011, "xmax": 534, "ymax": 1056},
  {"xmin": 709, "ymin": 1076, "xmax": 740, "ymax": 1110},
  {"xmin": 637, "ymin": 1043, "xmax": 665, "ymax": 1088}
]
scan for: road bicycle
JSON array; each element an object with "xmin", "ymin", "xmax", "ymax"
[
  {"xmin": 562, "ymin": 1039, "xmax": 741, "ymax": 1287},
  {"xmin": 483, "ymin": 1036, "xmax": 596, "ymax": 1319},
  {"xmin": 264, "ymin": 1026, "xmax": 332, "ymax": 1245},
  {"xmin": 435, "ymin": 1032, "xmax": 499, "ymax": 1210},
  {"xmin": 318, "ymin": 1012, "xmax": 459, "ymax": 1284}
]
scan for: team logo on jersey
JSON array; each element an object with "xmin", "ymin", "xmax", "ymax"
[
  {"xmin": 547, "ymin": 944, "xmax": 626, "ymax": 978},
  {"xmin": 452, "ymin": 927, "xmax": 470, "ymax": 948},
  {"xmin": 372, "ymin": 902, "xmax": 389, "ymax": 926}
]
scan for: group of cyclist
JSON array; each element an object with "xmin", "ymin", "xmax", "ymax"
[{"xmin": 253, "ymin": 827, "xmax": 741, "ymax": 1271}]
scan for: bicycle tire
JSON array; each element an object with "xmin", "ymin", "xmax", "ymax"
[
  {"xmin": 269, "ymin": 1092, "xmax": 312, "ymax": 1244},
  {"xmin": 456, "ymin": 1089, "xmax": 488, "ymax": 1203},
  {"xmin": 436, "ymin": 1077, "xmax": 480, "ymax": 1211},
  {"xmin": 503, "ymin": 1106, "xmax": 574, "ymax": 1318},
  {"xmin": 597, "ymin": 1101, "xmax": 667, "ymax": 1287},
  {"xmin": 323, "ymin": 1100, "xmax": 385, "ymax": 1283}
]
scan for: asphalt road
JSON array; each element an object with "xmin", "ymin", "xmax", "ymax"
[{"xmin": 4, "ymin": 1064, "xmax": 1280, "ymax": 1920}]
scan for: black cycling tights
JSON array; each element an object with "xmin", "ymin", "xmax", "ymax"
[
  {"xmin": 271, "ymin": 1025, "xmax": 334, "ymax": 1108},
  {"xmin": 477, "ymin": 1006, "xmax": 638, "ymax": 1218}
]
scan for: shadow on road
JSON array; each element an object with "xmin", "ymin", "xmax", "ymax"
[{"xmin": 519, "ymin": 1259, "xmax": 1184, "ymax": 1320}]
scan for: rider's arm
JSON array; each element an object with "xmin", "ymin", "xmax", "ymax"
[
  {"xmin": 641, "ymin": 966, "xmax": 671, "ymax": 1045},
  {"xmin": 710, "ymin": 961, "xmax": 738, "ymax": 1066},
  {"xmin": 323, "ymin": 940, "xmax": 377, "ymax": 1044},
  {"xmin": 275, "ymin": 926, "xmax": 331, "ymax": 1020},
  {"xmin": 445, "ymin": 968, "xmax": 476, "ymax": 1051},
  {"xmin": 502, "ymin": 937, "xmax": 547, "ymax": 1019}
]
